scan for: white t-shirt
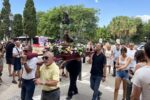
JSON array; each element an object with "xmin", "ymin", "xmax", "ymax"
[
  {"xmin": 22, "ymin": 57, "xmax": 39, "ymax": 80},
  {"xmin": 127, "ymin": 49, "xmax": 136, "ymax": 69},
  {"xmin": 127, "ymin": 49, "xmax": 136, "ymax": 59},
  {"xmin": 132, "ymin": 66, "xmax": 150, "ymax": 100},
  {"xmin": 13, "ymin": 47, "xmax": 22, "ymax": 58},
  {"xmin": 113, "ymin": 48, "xmax": 120, "ymax": 62}
]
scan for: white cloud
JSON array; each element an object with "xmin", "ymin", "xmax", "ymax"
[
  {"xmin": 135, "ymin": 15, "xmax": 150, "ymax": 23},
  {"xmin": 95, "ymin": 0, "xmax": 99, "ymax": 3}
]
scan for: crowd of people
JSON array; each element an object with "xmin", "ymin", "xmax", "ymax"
[{"xmin": 0, "ymin": 39, "xmax": 150, "ymax": 100}]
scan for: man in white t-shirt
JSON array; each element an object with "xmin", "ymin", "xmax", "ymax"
[
  {"xmin": 21, "ymin": 45, "xmax": 39, "ymax": 100},
  {"xmin": 12, "ymin": 41, "xmax": 22, "ymax": 84},
  {"xmin": 126, "ymin": 43, "xmax": 136, "ymax": 100},
  {"xmin": 131, "ymin": 41, "xmax": 150, "ymax": 100}
]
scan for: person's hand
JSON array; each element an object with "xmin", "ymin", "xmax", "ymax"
[
  {"xmin": 102, "ymin": 77, "xmax": 106, "ymax": 82},
  {"xmin": 116, "ymin": 67, "xmax": 122, "ymax": 71},
  {"xmin": 34, "ymin": 78, "xmax": 42, "ymax": 85}
]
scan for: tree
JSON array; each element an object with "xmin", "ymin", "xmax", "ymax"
[
  {"xmin": 12, "ymin": 14, "xmax": 23, "ymax": 37},
  {"xmin": 0, "ymin": 13, "xmax": 4, "ymax": 39},
  {"xmin": 23, "ymin": 0, "xmax": 37, "ymax": 39},
  {"xmin": 130, "ymin": 18, "xmax": 144, "ymax": 43},
  {"xmin": 96, "ymin": 26, "xmax": 111, "ymax": 42},
  {"xmin": 37, "ymin": 5, "xmax": 99, "ymax": 41},
  {"xmin": 1, "ymin": 0, "xmax": 11, "ymax": 39},
  {"xmin": 143, "ymin": 20, "xmax": 150, "ymax": 41},
  {"xmin": 108, "ymin": 16, "xmax": 137, "ymax": 42}
]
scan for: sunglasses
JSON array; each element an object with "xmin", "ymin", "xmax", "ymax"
[{"xmin": 42, "ymin": 56, "xmax": 49, "ymax": 60}]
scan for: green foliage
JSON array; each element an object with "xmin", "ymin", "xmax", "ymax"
[
  {"xmin": 143, "ymin": 20, "xmax": 150, "ymax": 40},
  {"xmin": 95, "ymin": 26, "xmax": 111, "ymax": 42},
  {"xmin": 130, "ymin": 18, "xmax": 144, "ymax": 43},
  {"xmin": 0, "ymin": 14, "xmax": 4, "ymax": 39},
  {"xmin": 23, "ymin": 0, "xmax": 37, "ymax": 38},
  {"xmin": 12, "ymin": 14, "xmax": 23, "ymax": 37},
  {"xmin": 37, "ymin": 5, "xmax": 99, "ymax": 41},
  {"xmin": 107, "ymin": 16, "xmax": 137, "ymax": 42},
  {"xmin": 1, "ymin": 0, "xmax": 11, "ymax": 39}
]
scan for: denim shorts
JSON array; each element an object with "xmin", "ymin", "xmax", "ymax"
[
  {"xmin": 116, "ymin": 70, "xmax": 129, "ymax": 80},
  {"xmin": 13, "ymin": 58, "xmax": 22, "ymax": 71}
]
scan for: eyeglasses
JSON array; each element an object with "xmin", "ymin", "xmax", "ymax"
[{"xmin": 42, "ymin": 56, "xmax": 49, "ymax": 60}]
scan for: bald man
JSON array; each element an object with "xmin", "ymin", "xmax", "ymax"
[
  {"xmin": 12, "ymin": 41, "xmax": 22, "ymax": 84},
  {"xmin": 35, "ymin": 51, "xmax": 60, "ymax": 100}
]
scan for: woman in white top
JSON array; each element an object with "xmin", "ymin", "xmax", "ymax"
[
  {"xmin": 105, "ymin": 44, "xmax": 113, "ymax": 74},
  {"xmin": 114, "ymin": 47, "xmax": 131, "ymax": 100}
]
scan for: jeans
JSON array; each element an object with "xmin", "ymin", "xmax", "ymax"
[
  {"xmin": 21, "ymin": 79, "xmax": 35, "ymax": 100},
  {"xmin": 41, "ymin": 88, "xmax": 60, "ymax": 100},
  {"xmin": 90, "ymin": 75, "xmax": 102, "ymax": 100},
  {"xmin": 126, "ymin": 81, "xmax": 132, "ymax": 100},
  {"xmin": 113, "ymin": 61, "xmax": 116, "ymax": 76}
]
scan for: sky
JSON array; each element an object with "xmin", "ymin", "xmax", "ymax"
[{"xmin": 0, "ymin": 0, "xmax": 150, "ymax": 27}]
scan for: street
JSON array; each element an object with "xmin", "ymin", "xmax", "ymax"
[{"xmin": 0, "ymin": 62, "xmax": 122, "ymax": 100}]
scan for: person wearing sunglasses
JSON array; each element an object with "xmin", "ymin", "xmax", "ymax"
[
  {"xmin": 21, "ymin": 45, "xmax": 39, "ymax": 100},
  {"xmin": 35, "ymin": 51, "xmax": 60, "ymax": 100}
]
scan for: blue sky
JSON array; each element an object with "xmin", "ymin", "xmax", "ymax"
[{"xmin": 0, "ymin": 0, "xmax": 150, "ymax": 26}]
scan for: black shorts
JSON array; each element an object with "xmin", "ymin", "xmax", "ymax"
[
  {"xmin": 13, "ymin": 58, "xmax": 22, "ymax": 71},
  {"xmin": 6, "ymin": 57, "xmax": 13, "ymax": 64}
]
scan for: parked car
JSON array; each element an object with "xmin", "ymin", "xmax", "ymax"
[{"xmin": 137, "ymin": 45, "xmax": 144, "ymax": 50}]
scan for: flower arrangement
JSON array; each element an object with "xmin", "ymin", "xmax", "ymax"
[{"xmin": 50, "ymin": 43, "xmax": 85, "ymax": 60}]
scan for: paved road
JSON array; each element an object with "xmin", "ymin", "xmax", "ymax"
[{"xmin": 0, "ymin": 62, "xmax": 123, "ymax": 100}]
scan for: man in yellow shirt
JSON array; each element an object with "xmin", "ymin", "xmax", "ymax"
[{"xmin": 35, "ymin": 51, "xmax": 60, "ymax": 100}]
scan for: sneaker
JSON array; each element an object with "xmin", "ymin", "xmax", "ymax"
[
  {"xmin": 97, "ymin": 96, "xmax": 101, "ymax": 100},
  {"xmin": 73, "ymin": 91, "xmax": 78, "ymax": 95},
  {"xmin": 98, "ymin": 91, "xmax": 102, "ymax": 96},
  {"xmin": 66, "ymin": 96, "xmax": 72, "ymax": 100},
  {"xmin": 12, "ymin": 80, "xmax": 17, "ymax": 84}
]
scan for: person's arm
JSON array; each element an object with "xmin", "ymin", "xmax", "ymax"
[
  {"xmin": 35, "ymin": 78, "xmax": 59, "ymax": 86},
  {"xmin": 23, "ymin": 63, "xmax": 32, "ymax": 73},
  {"xmin": 88, "ymin": 54, "xmax": 93, "ymax": 64},
  {"xmin": 103, "ymin": 55, "xmax": 107, "ymax": 77},
  {"xmin": 35, "ymin": 64, "xmax": 41, "ymax": 78},
  {"xmin": 103, "ymin": 65, "xmax": 107, "ymax": 77},
  {"xmin": 118, "ymin": 57, "xmax": 131, "ymax": 70},
  {"xmin": 102, "ymin": 55, "xmax": 107, "ymax": 82},
  {"xmin": 130, "ymin": 84, "xmax": 142, "ymax": 100},
  {"xmin": 35, "ymin": 66, "xmax": 59, "ymax": 86}
]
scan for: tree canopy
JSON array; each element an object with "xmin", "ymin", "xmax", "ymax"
[
  {"xmin": 12, "ymin": 14, "xmax": 23, "ymax": 37},
  {"xmin": 23, "ymin": 0, "xmax": 37, "ymax": 38},
  {"xmin": 37, "ymin": 5, "xmax": 99, "ymax": 41},
  {"xmin": 0, "ymin": 0, "xmax": 11, "ymax": 39}
]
